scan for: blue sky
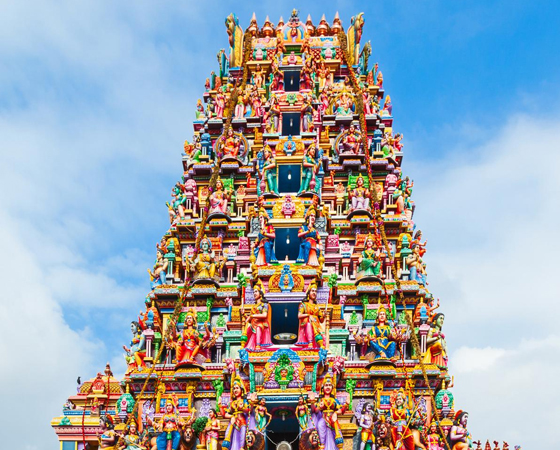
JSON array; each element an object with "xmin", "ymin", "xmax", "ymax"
[{"xmin": 1, "ymin": 1, "xmax": 560, "ymax": 449}]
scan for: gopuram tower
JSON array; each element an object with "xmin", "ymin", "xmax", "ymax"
[{"xmin": 52, "ymin": 10, "xmax": 499, "ymax": 450}]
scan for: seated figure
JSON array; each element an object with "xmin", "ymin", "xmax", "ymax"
[
  {"xmin": 241, "ymin": 281, "xmax": 272, "ymax": 352},
  {"xmin": 350, "ymin": 175, "xmax": 370, "ymax": 211}
]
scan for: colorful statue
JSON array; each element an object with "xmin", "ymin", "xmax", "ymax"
[
  {"xmin": 296, "ymin": 206, "xmax": 322, "ymax": 266},
  {"xmin": 317, "ymin": 60, "xmax": 331, "ymax": 90},
  {"xmin": 257, "ymin": 145, "xmax": 279, "ymax": 195},
  {"xmin": 225, "ymin": 13, "xmax": 244, "ymax": 68},
  {"xmin": 195, "ymin": 99, "xmax": 206, "ymax": 120},
  {"xmin": 204, "ymin": 409, "xmax": 221, "ymax": 450},
  {"xmin": 252, "ymin": 64, "xmax": 266, "ymax": 90},
  {"xmin": 123, "ymin": 321, "xmax": 146, "ymax": 374},
  {"xmin": 122, "ymin": 420, "xmax": 143, "ymax": 450},
  {"xmin": 300, "ymin": 58, "xmax": 314, "ymax": 90},
  {"xmin": 254, "ymin": 208, "xmax": 278, "ymax": 266},
  {"xmin": 251, "ymin": 395, "xmax": 272, "ymax": 433},
  {"xmin": 301, "ymin": 94, "xmax": 315, "ymax": 132},
  {"xmin": 148, "ymin": 250, "xmax": 169, "ymax": 288},
  {"xmin": 341, "ymin": 124, "xmax": 362, "ymax": 154},
  {"xmin": 366, "ymin": 306, "xmax": 397, "ymax": 361},
  {"xmin": 222, "ymin": 128, "xmax": 241, "ymax": 158},
  {"xmin": 358, "ymin": 234, "xmax": 381, "ymax": 277},
  {"xmin": 190, "ymin": 236, "xmax": 221, "ymax": 281},
  {"xmin": 447, "ymin": 411, "xmax": 471, "ymax": 450},
  {"xmin": 97, "ymin": 415, "xmax": 117, "ymax": 449},
  {"xmin": 389, "ymin": 390, "xmax": 415, "ymax": 450},
  {"xmin": 173, "ymin": 307, "xmax": 202, "ymax": 365},
  {"xmin": 427, "ymin": 421, "xmax": 444, "ymax": 450},
  {"xmin": 221, "ymin": 376, "xmax": 252, "ymax": 450},
  {"xmin": 350, "ymin": 175, "xmax": 370, "ymax": 211},
  {"xmin": 406, "ymin": 245, "xmax": 426, "ymax": 285},
  {"xmin": 209, "ymin": 178, "xmax": 230, "ymax": 215},
  {"xmin": 412, "ymin": 230, "xmax": 427, "ymax": 257},
  {"xmin": 423, "ymin": 313, "xmax": 447, "ymax": 367},
  {"xmin": 309, "ymin": 373, "xmax": 348, "ymax": 450},
  {"xmin": 265, "ymin": 95, "xmax": 281, "ymax": 133},
  {"xmin": 215, "ymin": 91, "xmax": 226, "ymax": 118},
  {"xmin": 139, "ymin": 298, "xmax": 161, "ymax": 331},
  {"xmin": 296, "ymin": 280, "xmax": 325, "ymax": 349},
  {"xmin": 241, "ymin": 280, "xmax": 272, "ymax": 351},
  {"xmin": 335, "ymin": 91, "xmax": 354, "ymax": 116},
  {"xmin": 299, "ymin": 144, "xmax": 320, "ymax": 194},
  {"xmin": 357, "ymin": 403, "xmax": 375, "ymax": 450},
  {"xmin": 155, "ymin": 398, "xmax": 184, "ymax": 450},
  {"xmin": 270, "ymin": 59, "xmax": 284, "ymax": 91},
  {"xmin": 296, "ymin": 395, "xmax": 311, "ymax": 431}
]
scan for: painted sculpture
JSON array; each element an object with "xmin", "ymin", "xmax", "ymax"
[
  {"xmin": 221, "ymin": 376, "xmax": 252, "ymax": 450},
  {"xmin": 350, "ymin": 175, "xmax": 370, "ymax": 212},
  {"xmin": 123, "ymin": 321, "xmax": 146, "ymax": 374},
  {"xmin": 299, "ymin": 144, "xmax": 320, "ymax": 194},
  {"xmin": 241, "ymin": 281, "xmax": 272, "ymax": 351},
  {"xmin": 358, "ymin": 234, "xmax": 381, "ymax": 278},
  {"xmin": 190, "ymin": 236, "xmax": 220, "ymax": 281},
  {"xmin": 296, "ymin": 280, "xmax": 325, "ymax": 349},
  {"xmin": 296, "ymin": 206, "xmax": 322, "ymax": 266},
  {"xmin": 423, "ymin": 313, "xmax": 447, "ymax": 367},
  {"xmin": 209, "ymin": 178, "xmax": 230, "ymax": 215},
  {"xmin": 257, "ymin": 145, "xmax": 279, "ymax": 195},
  {"xmin": 254, "ymin": 208, "xmax": 278, "ymax": 265},
  {"xmin": 366, "ymin": 306, "xmax": 397, "ymax": 361}
]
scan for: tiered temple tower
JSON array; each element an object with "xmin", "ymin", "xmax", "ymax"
[{"xmin": 52, "ymin": 10, "xmax": 500, "ymax": 450}]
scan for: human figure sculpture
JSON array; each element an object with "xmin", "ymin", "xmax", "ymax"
[
  {"xmin": 447, "ymin": 411, "xmax": 471, "ymax": 450},
  {"xmin": 265, "ymin": 95, "xmax": 281, "ymax": 133},
  {"xmin": 389, "ymin": 390, "xmax": 416, "ymax": 450},
  {"xmin": 300, "ymin": 58, "xmax": 314, "ymax": 90},
  {"xmin": 253, "ymin": 64, "xmax": 266, "ymax": 90},
  {"xmin": 251, "ymin": 396, "xmax": 272, "ymax": 433},
  {"xmin": 204, "ymin": 409, "xmax": 221, "ymax": 450},
  {"xmin": 258, "ymin": 145, "xmax": 279, "ymax": 195},
  {"xmin": 335, "ymin": 91, "xmax": 353, "ymax": 116},
  {"xmin": 209, "ymin": 178, "xmax": 230, "ymax": 215},
  {"xmin": 296, "ymin": 395, "xmax": 311, "ymax": 431},
  {"xmin": 190, "ymin": 236, "xmax": 220, "ymax": 281},
  {"xmin": 97, "ymin": 415, "xmax": 117, "ymax": 449},
  {"xmin": 282, "ymin": 195, "xmax": 296, "ymax": 218},
  {"xmin": 195, "ymin": 99, "xmax": 206, "ymax": 120},
  {"xmin": 270, "ymin": 60, "xmax": 284, "ymax": 91},
  {"xmin": 423, "ymin": 313, "xmax": 447, "ymax": 367},
  {"xmin": 308, "ymin": 373, "xmax": 349, "ymax": 450},
  {"xmin": 342, "ymin": 124, "xmax": 362, "ymax": 154},
  {"xmin": 296, "ymin": 280, "xmax": 325, "ymax": 349},
  {"xmin": 299, "ymin": 145, "xmax": 320, "ymax": 194},
  {"xmin": 221, "ymin": 376, "xmax": 252, "ymax": 450},
  {"xmin": 411, "ymin": 230, "xmax": 427, "ymax": 257},
  {"xmin": 296, "ymin": 207, "xmax": 322, "ymax": 266},
  {"xmin": 406, "ymin": 246, "xmax": 426, "ymax": 285},
  {"xmin": 357, "ymin": 403, "xmax": 375, "ymax": 450},
  {"xmin": 427, "ymin": 421, "xmax": 444, "ymax": 450},
  {"xmin": 241, "ymin": 281, "xmax": 272, "ymax": 351},
  {"xmin": 222, "ymin": 128, "xmax": 241, "ymax": 159},
  {"xmin": 215, "ymin": 91, "xmax": 226, "ymax": 118},
  {"xmin": 122, "ymin": 420, "xmax": 143, "ymax": 450},
  {"xmin": 350, "ymin": 175, "xmax": 370, "ymax": 211},
  {"xmin": 301, "ymin": 94, "xmax": 315, "ymax": 132},
  {"xmin": 317, "ymin": 60, "xmax": 330, "ymax": 90},
  {"xmin": 139, "ymin": 298, "xmax": 161, "ymax": 331},
  {"xmin": 148, "ymin": 250, "xmax": 169, "ymax": 289},
  {"xmin": 123, "ymin": 321, "xmax": 146, "ymax": 374},
  {"xmin": 254, "ymin": 208, "xmax": 278, "ymax": 265},
  {"xmin": 358, "ymin": 234, "xmax": 381, "ymax": 277},
  {"xmin": 173, "ymin": 308, "xmax": 202, "ymax": 365},
  {"xmin": 366, "ymin": 306, "xmax": 398, "ymax": 361},
  {"xmin": 155, "ymin": 399, "xmax": 184, "ymax": 450}
]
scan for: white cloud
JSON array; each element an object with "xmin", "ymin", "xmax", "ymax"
[{"xmin": 409, "ymin": 114, "xmax": 560, "ymax": 448}]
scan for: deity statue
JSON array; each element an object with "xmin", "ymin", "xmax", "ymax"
[
  {"xmin": 139, "ymin": 298, "xmax": 161, "ymax": 331},
  {"xmin": 296, "ymin": 395, "xmax": 311, "ymax": 431},
  {"xmin": 265, "ymin": 95, "xmax": 281, "ymax": 133},
  {"xmin": 209, "ymin": 178, "xmax": 230, "ymax": 215},
  {"xmin": 299, "ymin": 144, "xmax": 320, "ymax": 194},
  {"xmin": 190, "ymin": 236, "xmax": 221, "ymax": 281},
  {"xmin": 358, "ymin": 234, "xmax": 381, "ymax": 278},
  {"xmin": 195, "ymin": 99, "xmax": 206, "ymax": 120},
  {"xmin": 335, "ymin": 91, "xmax": 354, "ymax": 116},
  {"xmin": 204, "ymin": 409, "xmax": 221, "ymax": 450},
  {"xmin": 222, "ymin": 128, "xmax": 241, "ymax": 159},
  {"xmin": 97, "ymin": 415, "xmax": 117, "ymax": 449},
  {"xmin": 357, "ymin": 403, "xmax": 376, "ymax": 450},
  {"xmin": 317, "ymin": 60, "xmax": 331, "ymax": 90},
  {"xmin": 308, "ymin": 373, "xmax": 349, "ymax": 450},
  {"xmin": 296, "ymin": 207, "xmax": 322, "ymax": 266},
  {"xmin": 234, "ymin": 88, "xmax": 245, "ymax": 119},
  {"xmin": 282, "ymin": 195, "xmax": 296, "ymax": 218},
  {"xmin": 365, "ymin": 306, "xmax": 398, "ymax": 361},
  {"xmin": 257, "ymin": 145, "xmax": 279, "ymax": 195},
  {"xmin": 341, "ymin": 124, "xmax": 362, "ymax": 154},
  {"xmin": 252, "ymin": 64, "xmax": 266, "ymax": 90},
  {"xmin": 270, "ymin": 59, "xmax": 284, "ymax": 91},
  {"xmin": 349, "ymin": 175, "xmax": 370, "ymax": 212},
  {"xmin": 221, "ymin": 376, "xmax": 252, "ymax": 450},
  {"xmin": 123, "ymin": 321, "xmax": 146, "ymax": 374},
  {"xmin": 241, "ymin": 280, "xmax": 272, "ymax": 351},
  {"xmin": 254, "ymin": 208, "xmax": 278, "ymax": 266},
  {"xmin": 172, "ymin": 307, "xmax": 203, "ymax": 365},
  {"xmin": 393, "ymin": 175, "xmax": 414, "ymax": 215},
  {"xmin": 382, "ymin": 95, "xmax": 392, "ymax": 116},
  {"xmin": 447, "ymin": 411, "xmax": 471, "ymax": 450},
  {"xmin": 148, "ymin": 250, "xmax": 169, "ymax": 288},
  {"xmin": 154, "ymin": 398, "xmax": 184, "ymax": 450},
  {"xmin": 300, "ymin": 58, "xmax": 315, "ymax": 91},
  {"xmin": 122, "ymin": 420, "xmax": 143, "ymax": 450},
  {"xmin": 389, "ymin": 390, "xmax": 415, "ymax": 450},
  {"xmin": 215, "ymin": 91, "xmax": 226, "ymax": 118},
  {"xmin": 406, "ymin": 245, "xmax": 427, "ymax": 285},
  {"xmin": 427, "ymin": 421, "xmax": 444, "ymax": 450},
  {"xmin": 423, "ymin": 313, "xmax": 447, "ymax": 367},
  {"xmin": 296, "ymin": 280, "xmax": 325, "ymax": 349},
  {"xmin": 251, "ymin": 396, "xmax": 272, "ymax": 433},
  {"xmin": 411, "ymin": 230, "xmax": 427, "ymax": 257},
  {"xmin": 301, "ymin": 94, "xmax": 315, "ymax": 133}
]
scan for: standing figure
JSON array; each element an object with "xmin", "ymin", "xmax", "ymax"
[
  {"xmin": 358, "ymin": 234, "xmax": 381, "ymax": 277},
  {"xmin": 296, "ymin": 207, "xmax": 322, "ymax": 266},
  {"xmin": 253, "ymin": 64, "xmax": 266, "ymax": 90},
  {"xmin": 300, "ymin": 58, "xmax": 314, "ymax": 90},
  {"xmin": 296, "ymin": 280, "xmax": 325, "ymax": 349},
  {"xmin": 265, "ymin": 95, "xmax": 281, "ymax": 133},
  {"xmin": 366, "ymin": 306, "xmax": 398, "ymax": 361},
  {"xmin": 350, "ymin": 175, "xmax": 370, "ymax": 211},
  {"xmin": 301, "ymin": 94, "xmax": 315, "ymax": 132},
  {"xmin": 252, "ymin": 397, "xmax": 272, "ymax": 433},
  {"xmin": 299, "ymin": 144, "xmax": 320, "ymax": 194},
  {"xmin": 258, "ymin": 145, "xmax": 279, "ymax": 195},
  {"xmin": 97, "ymin": 415, "xmax": 117, "ymax": 449},
  {"xmin": 296, "ymin": 396, "xmax": 311, "ymax": 431},
  {"xmin": 174, "ymin": 308, "xmax": 202, "ymax": 365},
  {"xmin": 341, "ymin": 124, "xmax": 362, "ymax": 154},
  {"xmin": 357, "ymin": 403, "xmax": 375, "ymax": 450},
  {"xmin": 204, "ymin": 409, "xmax": 221, "ymax": 450},
  {"xmin": 254, "ymin": 208, "xmax": 278, "ymax": 265},
  {"xmin": 309, "ymin": 373, "xmax": 349, "ymax": 450},
  {"xmin": 317, "ymin": 60, "xmax": 331, "ymax": 90},
  {"xmin": 215, "ymin": 91, "xmax": 226, "ymax": 118},
  {"xmin": 447, "ymin": 411, "xmax": 471, "ymax": 450},
  {"xmin": 122, "ymin": 420, "xmax": 143, "ymax": 450},
  {"xmin": 209, "ymin": 178, "xmax": 230, "ymax": 215},
  {"xmin": 406, "ymin": 246, "xmax": 426, "ymax": 285},
  {"xmin": 123, "ymin": 321, "xmax": 146, "ymax": 374},
  {"xmin": 155, "ymin": 399, "xmax": 184, "ymax": 450},
  {"xmin": 427, "ymin": 421, "xmax": 444, "ymax": 450},
  {"xmin": 148, "ymin": 250, "xmax": 169, "ymax": 289},
  {"xmin": 195, "ymin": 99, "xmax": 206, "ymax": 120},
  {"xmin": 221, "ymin": 376, "xmax": 252, "ymax": 450},
  {"xmin": 270, "ymin": 59, "xmax": 284, "ymax": 91},
  {"xmin": 423, "ymin": 313, "xmax": 447, "ymax": 367},
  {"xmin": 411, "ymin": 230, "xmax": 427, "ymax": 257},
  {"xmin": 190, "ymin": 236, "xmax": 220, "ymax": 281},
  {"xmin": 241, "ymin": 281, "xmax": 273, "ymax": 351},
  {"xmin": 389, "ymin": 390, "xmax": 415, "ymax": 450}
]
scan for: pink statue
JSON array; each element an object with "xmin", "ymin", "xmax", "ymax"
[
  {"xmin": 222, "ymin": 128, "xmax": 241, "ymax": 158},
  {"xmin": 282, "ymin": 195, "xmax": 296, "ymax": 218},
  {"xmin": 241, "ymin": 281, "xmax": 272, "ymax": 351},
  {"xmin": 209, "ymin": 178, "xmax": 230, "ymax": 215},
  {"xmin": 342, "ymin": 124, "xmax": 362, "ymax": 154}
]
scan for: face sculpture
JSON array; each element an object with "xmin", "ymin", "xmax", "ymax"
[{"xmin": 378, "ymin": 310, "xmax": 387, "ymax": 324}]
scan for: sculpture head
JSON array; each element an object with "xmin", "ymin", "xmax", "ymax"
[
  {"xmin": 455, "ymin": 410, "xmax": 468, "ymax": 427},
  {"xmin": 376, "ymin": 307, "xmax": 387, "ymax": 324},
  {"xmin": 349, "ymin": 123, "xmax": 356, "ymax": 133},
  {"xmin": 393, "ymin": 389, "xmax": 406, "ymax": 408},
  {"xmin": 216, "ymin": 178, "xmax": 224, "ymax": 190},
  {"xmin": 232, "ymin": 376, "xmax": 246, "ymax": 398},
  {"xmin": 131, "ymin": 321, "xmax": 141, "ymax": 335},
  {"xmin": 305, "ymin": 280, "xmax": 318, "ymax": 303},
  {"xmin": 165, "ymin": 399, "xmax": 175, "ymax": 414},
  {"xmin": 308, "ymin": 144, "xmax": 316, "ymax": 158},
  {"xmin": 356, "ymin": 175, "xmax": 365, "ymax": 187},
  {"xmin": 259, "ymin": 398, "xmax": 266, "ymax": 406},
  {"xmin": 321, "ymin": 373, "xmax": 335, "ymax": 396},
  {"xmin": 305, "ymin": 206, "xmax": 317, "ymax": 227},
  {"xmin": 365, "ymin": 234, "xmax": 375, "ymax": 249},
  {"xmin": 298, "ymin": 395, "xmax": 305, "ymax": 405},
  {"xmin": 200, "ymin": 237, "xmax": 212, "ymax": 253},
  {"xmin": 185, "ymin": 308, "xmax": 197, "ymax": 328},
  {"xmin": 433, "ymin": 313, "xmax": 444, "ymax": 329},
  {"xmin": 208, "ymin": 408, "xmax": 217, "ymax": 420}
]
